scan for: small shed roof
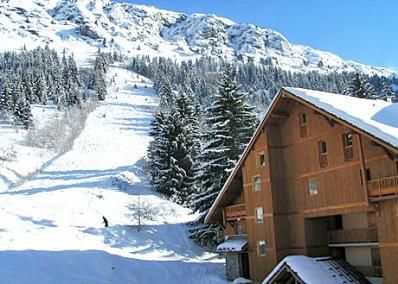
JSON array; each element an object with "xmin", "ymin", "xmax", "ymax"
[
  {"xmin": 262, "ymin": 256, "xmax": 371, "ymax": 284},
  {"xmin": 216, "ymin": 235, "xmax": 248, "ymax": 253}
]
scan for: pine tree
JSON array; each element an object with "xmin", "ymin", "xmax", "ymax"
[
  {"xmin": 189, "ymin": 65, "xmax": 257, "ymax": 247},
  {"xmin": 380, "ymin": 80, "xmax": 395, "ymax": 102},
  {"xmin": 0, "ymin": 76, "xmax": 13, "ymax": 113},
  {"xmin": 94, "ymin": 69, "xmax": 107, "ymax": 101},
  {"xmin": 13, "ymin": 98, "xmax": 33, "ymax": 129},
  {"xmin": 343, "ymin": 73, "xmax": 377, "ymax": 99},
  {"xmin": 147, "ymin": 83, "xmax": 201, "ymax": 204}
]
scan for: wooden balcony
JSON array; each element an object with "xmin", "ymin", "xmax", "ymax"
[
  {"xmin": 367, "ymin": 175, "xmax": 398, "ymax": 200},
  {"xmin": 224, "ymin": 204, "xmax": 246, "ymax": 221},
  {"xmin": 328, "ymin": 228, "xmax": 378, "ymax": 245}
]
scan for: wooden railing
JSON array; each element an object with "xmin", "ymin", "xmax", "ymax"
[
  {"xmin": 343, "ymin": 146, "xmax": 354, "ymax": 161},
  {"xmin": 319, "ymin": 154, "xmax": 328, "ymax": 168},
  {"xmin": 328, "ymin": 228, "xmax": 378, "ymax": 244},
  {"xmin": 367, "ymin": 175, "xmax": 398, "ymax": 199},
  {"xmin": 225, "ymin": 204, "xmax": 246, "ymax": 220}
]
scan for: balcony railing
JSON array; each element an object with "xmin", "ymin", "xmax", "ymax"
[
  {"xmin": 225, "ymin": 204, "xmax": 246, "ymax": 221},
  {"xmin": 367, "ymin": 175, "xmax": 398, "ymax": 199},
  {"xmin": 328, "ymin": 228, "xmax": 378, "ymax": 244}
]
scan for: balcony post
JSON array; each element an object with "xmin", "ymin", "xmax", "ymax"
[{"xmin": 358, "ymin": 135, "xmax": 369, "ymax": 203}]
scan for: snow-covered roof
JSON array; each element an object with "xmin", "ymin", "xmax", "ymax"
[
  {"xmin": 216, "ymin": 235, "xmax": 247, "ymax": 253},
  {"xmin": 205, "ymin": 87, "xmax": 398, "ymax": 225},
  {"xmin": 262, "ymin": 256, "xmax": 370, "ymax": 284},
  {"xmin": 284, "ymin": 87, "xmax": 398, "ymax": 149}
]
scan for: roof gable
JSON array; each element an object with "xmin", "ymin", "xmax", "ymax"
[
  {"xmin": 262, "ymin": 256, "xmax": 371, "ymax": 284},
  {"xmin": 205, "ymin": 87, "xmax": 398, "ymax": 224}
]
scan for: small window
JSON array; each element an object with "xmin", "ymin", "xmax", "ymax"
[
  {"xmin": 258, "ymin": 240, "xmax": 266, "ymax": 256},
  {"xmin": 342, "ymin": 133, "xmax": 354, "ymax": 161},
  {"xmin": 299, "ymin": 112, "xmax": 307, "ymax": 124},
  {"xmin": 257, "ymin": 153, "xmax": 266, "ymax": 167},
  {"xmin": 319, "ymin": 140, "xmax": 327, "ymax": 154},
  {"xmin": 318, "ymin": 140, "xmax": 328, "ymax": 168},
  {"xmin": 236, "ymin": 222, "xmax": 242, "ymax": 235},
  {"xmin": 253, "ymin": 176, "xmax": 261, "ymax": 192},
  {"xmin": 308, "ymin": 179, "xmax": 318, "ymax": 196},
  {"xmin": 256, "ymin": 207, "xmax": 264, "ymax": 223},
  {"xmin": 396, "ymin": 161, "xmax": 398, "ymax": 175},
  {"xmin": 298, "ymin": 113, "xmax": 308, "ymax": 138},
  {"xmin": 343, "ymin": 133, "xmax": 353, "ymax": 147},
  {"xmin": 366, "ymin": 168, "xmax": 372, "ymax": 181}
]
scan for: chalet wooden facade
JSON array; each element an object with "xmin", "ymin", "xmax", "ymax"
[{"xmin": 205, "ymin": 87, "xmax": 398, "ymax": 283}]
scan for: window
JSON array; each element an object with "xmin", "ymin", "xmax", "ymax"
[
  {"xmin": 258, "ymin": 240, "xmax": 266, "ymax": 256},
  {"xmin": 256, "ymin": 207, "xmax": 264, "ymax": 223},
  {"xmin": 342, "ymin": 133, "xmax": 354, "ymax": 161},
  {"xmin": 366, "ymin": 168, "xmax": 371, "ymax": 181},
  {"xmin": 318, "ymin": 140, "xmax": 328, "ymax": 168},
  {"xmin": 298, "ymin": 113, "xmax": 308, "ymax": 138},
  {"xmin": 257, "ymin": 153, "xmax": 266, "ymax": 167},
  {"xmin": 308, "ymin": 179, "xmax": 318, "ymax": 196},
  {"xmin": 253, "ymin": 175, "xmax": 261, "ymax": 192},
  {"xmin": 236, "ymin": 222, "xmax": 242, "ymax": 235}
]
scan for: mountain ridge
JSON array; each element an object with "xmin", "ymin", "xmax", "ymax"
[{"xmin": 0, "ymin": 0, "xmax": 394, "ymax": 77}]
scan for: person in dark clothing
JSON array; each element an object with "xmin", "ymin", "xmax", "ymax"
[{"xmin": 102, "ymin": 216, "xmax": 109, "ymax": 228}]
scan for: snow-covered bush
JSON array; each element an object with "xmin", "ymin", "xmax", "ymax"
[
  {"xmin": 128, "ymin": 196, "xmax": 159, "ymax": 232},
  {"xmin": 0, "ymin": 145, "xmax": 17, "ymax": 162},
  {"xmin": 25, "ymin": 102, "xmax": 97, "ymax": 153}
]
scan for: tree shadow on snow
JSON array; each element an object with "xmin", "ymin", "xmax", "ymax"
[
  {"xmin": 0, "ymin": 249, "xmax": 227, "ymax": 284},
  {"xmin": 83, "ymin": 223, "xmax": 209, "ymax": 259},
  {"xmin": 17, "ymin": 216, "xmax": 56, "ymax": 228}
]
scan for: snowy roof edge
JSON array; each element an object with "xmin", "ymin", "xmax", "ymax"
[{"xmin": 205, "ymin": 87, "xmax": 398, "ymax": 224}]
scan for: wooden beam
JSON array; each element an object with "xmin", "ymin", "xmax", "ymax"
[
  {"xmin": 358, "ymin": 134, "xmax": 370, "ymax": 205},
  {"xmin": 284, "ymin": 91, "xmax": 398, "ymax": 154},
  {"xmin": 314, "ymin": 111, "xmax": 337, "ymax": 127},
  {"xmin": 271, "ymin": 111, "xmax": 289, "ymax": 118}
]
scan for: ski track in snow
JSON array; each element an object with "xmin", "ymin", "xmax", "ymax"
[{"xmin": 0, "ymin": 66, "xmax": 227, "ymax": 284}]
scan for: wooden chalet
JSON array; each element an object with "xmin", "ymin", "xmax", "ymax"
[{"xmin": 205, "ymin": 87, "xmax": 398, "ymax": 283}]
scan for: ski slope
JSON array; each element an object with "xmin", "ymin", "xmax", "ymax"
[{"xmin": 0, "ymin": 67, "xmax": 227, "ymax": 284}]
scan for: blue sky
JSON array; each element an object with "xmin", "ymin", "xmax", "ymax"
[{"xmin": 113, "ymin": 0, "xmax": 398, "ymax": 70}]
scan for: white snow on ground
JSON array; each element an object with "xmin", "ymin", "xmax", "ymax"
[
  {"xmin": 0, "ymin": 66, "xmax": 227, "ymax": 284},
  {"xmin": 0, "ymin": 105, "xmax": 58, "ymax": 192}
]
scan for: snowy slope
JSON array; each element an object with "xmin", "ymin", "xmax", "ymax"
[
  {"xmin": 0, "ymin": 105, "xmax": 59, "ymax": 192},
  {"xmin": 0, "ymin": 67, "xmax": 227, "ymax": 284},
  {"xmin": 0, "ymin": 0, "xmax": 394, "ymax": 76}
]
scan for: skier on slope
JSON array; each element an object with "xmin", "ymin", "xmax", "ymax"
[{"xmin": 102, "ymin": 216, "xmax": 109, "ymax": 228}]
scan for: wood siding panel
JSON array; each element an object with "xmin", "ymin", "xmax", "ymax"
[{"xmin": 377, "ymin": 199, "xmax": 398, "ymax": 284}]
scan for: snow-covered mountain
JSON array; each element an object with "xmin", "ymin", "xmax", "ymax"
[{"xmin": 0, "ymin": 0, "xmax": 394, "ymax": 76}]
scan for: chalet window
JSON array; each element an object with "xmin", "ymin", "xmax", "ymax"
[
  {"xmin": 258, "ymin": 240, "xmax": 266, "ymax": 256},
  {"xmin": 256, "ymin": 207, "xmax": 264, "ymax": 224},
  {"xmin": 342, "ymin": 132, "xmax": 354, "ymax": 161},
  {"xmin": 298, "ymin": 113, "xmax": 308, "ymax": 138},
  {"xmin": 257, "ymin": 153, "xmax": 266, "ymax": 167},
  {"xmin": 366, "ymin": 168, "xmax": 372, "ymax": 181},
  {"xmin": 236, "ymin": 222, "xmax": 242, "ymax": 235},
  {"xmin": 318, "ymin": 140, "xmax": 328, "ymax": 168},
  {"xmin": 253, "ymin": 175, "xmax": 261, "ymax": 192},
  {"xmin": 308, "ymin": 179, "xmax": 318, "ymax": 196}
]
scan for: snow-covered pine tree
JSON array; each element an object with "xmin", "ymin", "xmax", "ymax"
[
  {"xmin": 343, "ymin": 73, "xmax": 377, "ymax": 99},
  {"xmin": 147, "ymin": 80, "xmax": 201, "ymax": 204},
  {"xmin": 13, "ymin": 98, "xmax": 33, "ymax": 129},
  {"xmin": 189, "ymin": 64, "xmax": 257, "ymax": 247},
  {"xmin": 94, "ymin": 69, "xmax": 107, "ymax": 101},
  {"xmin": 0, "ymin": 75, "xmax": 13, "ymax": 113},
  {"xmin": 380, "ymin": 80, "xmax": 395, "ymax": 102}
]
